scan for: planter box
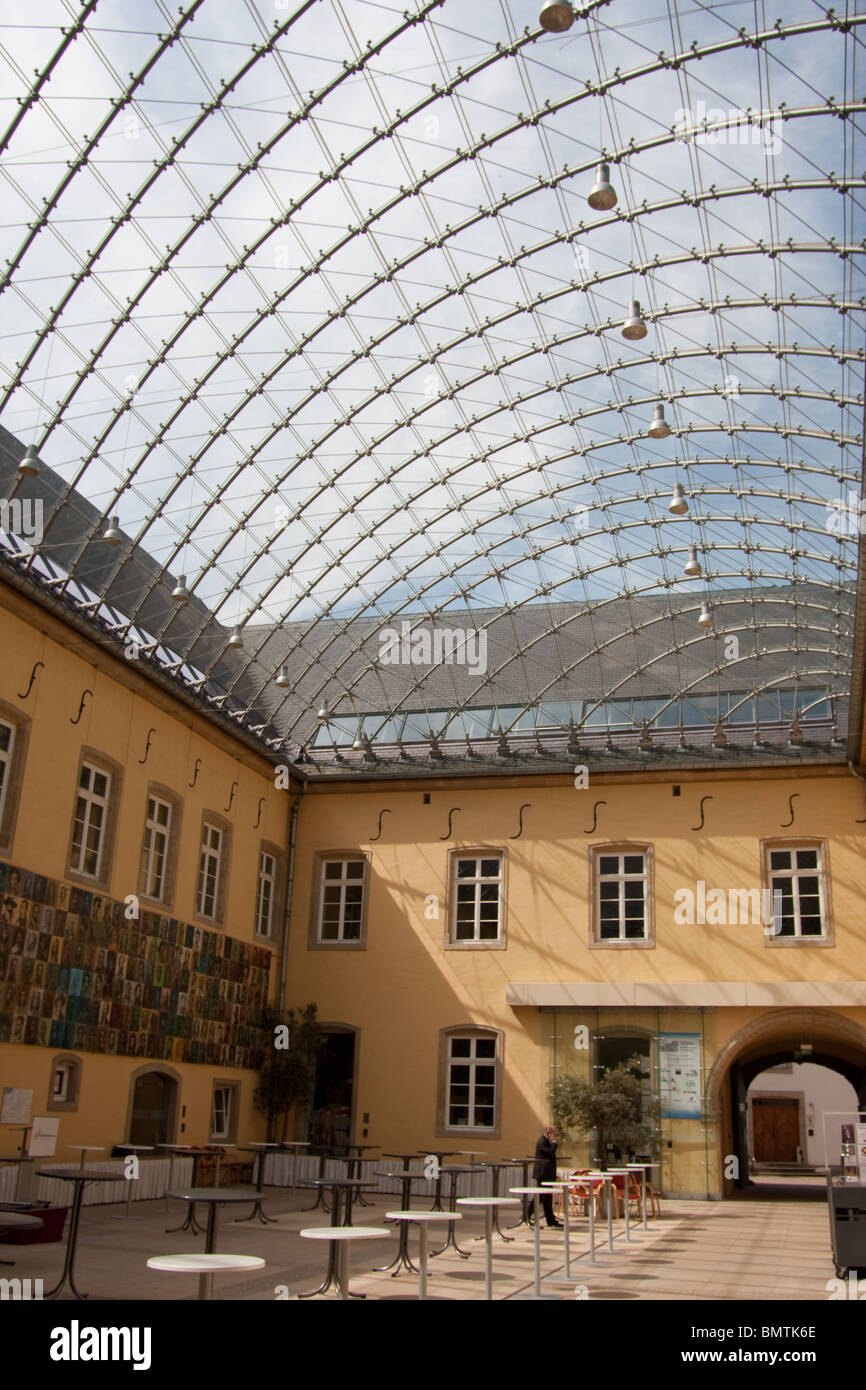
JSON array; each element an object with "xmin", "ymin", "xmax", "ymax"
[{"xmin": 9, "ymin": 1205, "xmax": 68, "ymax": 1244}]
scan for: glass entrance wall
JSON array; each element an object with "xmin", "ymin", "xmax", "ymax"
[{"xmin": 546, "ymin": 1008, "xmax": 720, "ymax": 1199}]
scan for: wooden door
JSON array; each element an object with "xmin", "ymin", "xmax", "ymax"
[{"xmin": 752, "ymin": 1098, "xmax": 800, "ymax": 1162}]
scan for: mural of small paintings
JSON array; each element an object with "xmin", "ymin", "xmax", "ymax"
[{"xmin": 0, "ymin": 861, "xmax": 272, "ymax": 1068}]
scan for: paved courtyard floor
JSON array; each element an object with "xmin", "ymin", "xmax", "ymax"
[{"xmin": 2, "ymin": 1180, "xmax": 842, "ymax": 1302}]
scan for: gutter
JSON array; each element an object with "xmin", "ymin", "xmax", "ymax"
[{"xmin": 277, "ymin": 780, "xmax": 305, "ymax": 1014}]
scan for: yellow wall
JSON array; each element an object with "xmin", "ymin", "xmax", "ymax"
[
  {"xmin": 0, "ymin": 591, "xmax": 288, "ymax": 1152},
  {"xmin": 287, "ymin": 777, "xmax": 866, "ymax": 1189}
]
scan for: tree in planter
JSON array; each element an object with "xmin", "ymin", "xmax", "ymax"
[
  {"xmin": 253, "ymin": 1002, "xmax": 322, "ymax": 1143},
  {"xmin": 548, "ymin": 1054, "xmax": 660, "ymax": 1166}
]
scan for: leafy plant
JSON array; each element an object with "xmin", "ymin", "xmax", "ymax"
[
  {"xmin": 548, "ymin": 1053, "xmax": 660, "ymax": 1165},
  {"xmin": 253, "ymin": 1002, "xmax": 322, "ymax": 1142}
]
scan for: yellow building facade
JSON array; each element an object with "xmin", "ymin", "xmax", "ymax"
[{"xmin": 2, "ymin": 581, "xmax": 865, "ymax": 1198}]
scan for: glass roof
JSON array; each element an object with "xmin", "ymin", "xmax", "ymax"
[{"xmin": 0, "ymin": 0, "xmax": 863, "ymax": 772}]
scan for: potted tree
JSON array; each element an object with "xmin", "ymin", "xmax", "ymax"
[
  {"xmin": 253, "ymin": 1002, "xmax": 322, "ymax": 1143},
  {"xmin": 548, "ymin": 1053, "xmax": 660, "ymax": 1168}
]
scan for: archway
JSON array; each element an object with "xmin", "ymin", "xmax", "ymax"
[
  {"xmin": 126, "ymin": 1067, "xmax": 180, "ymax": 1147},
  {"xmin": 706, "ymin": 1011, "xmax": 866, "ymax": 1196}
]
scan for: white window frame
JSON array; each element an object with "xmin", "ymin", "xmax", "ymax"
[
  {"xmin": 51, "ymin": 1063, "xmax": 72, "ymax": 1102},
  {"xmin": 445, "ymin": 1034, "xmax": 498, "ymax": 1131},
  {"xmin": 255, "ymin": 850, "xmax": 276, "ymax": 938},
  {"xmin": 211, "ymin": 1084, "xmax": 232, "ymax": 1140},
  {"xmin": 450, "ymin": 854, "xmax": 503, "ymax": 944},
  {"xmin": 142, "ymin": 794, "xmax": 172, "ymax": 902},
  {"xmin": 197, "ymin": 822, "xmax": 223, "ymax": 920},
  {"xmin": 0, "ymin": 717, "xmax": 14, "ymax": 829},
  {"xmin": 765, "ymin": 842, "xmax": 827, "ymax": 941},
  {"xmin": 70, "ymin": 761, "xmax": 111, "ymax": 879},
  {"xmin": 594, "ymin": 849, "xmax": 649, "ymax": 943},
  {"xmin": 317, "ymin": 858, "xmax": 365, "ymax": 943}
]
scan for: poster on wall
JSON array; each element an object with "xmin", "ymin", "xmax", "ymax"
[
  {"xmin": 29, "ymin": 1116, "xmax": 59, "ymax": 1157},
  {"xmin": 659, "ymin": 1033, "xmax": 702, "ymax": 1118},
  {"xmin": 0, "ymin": 1087, "xmax": 33, "ymax": 1124}
]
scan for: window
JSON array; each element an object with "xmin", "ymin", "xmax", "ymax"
[
  {"xmin": 255, "ymin": 849, "xmax": 277, "ymax": 938},
  {"xmin": 0, "ymin": 703, "xmax": 29, "ymax": 854},
  {"xmin": 438, "ymin": 1030, "xmax": 501, "ymax": 1135},
  {"xmin": 309, "ymin": 855, "xmax": 370, "ymax": 947},
  {"xmin": 763, "ymin": 841, "xmax": 831, "ymax": 944},
  {"xmin": 210, "ymin": 1083, "xmax": 238, "ymax": 1141},
  {"xmin": 590, "ymin": 845, "xmax": 653, "ymax": 947},
  {"xmin": 0, "ymin": 719, "xmax": 14, "ymax": 829},
  {"xmin": 197, "ymin": 821, "xmax": 223, "ymax": 920},
  {"xmin": 142, "ymin": 794, "xmax": 172, "ymax": 901},
  {"xmin": 46, "ymin": 1054, "xmax": 82, "ymax": 1111},
  {"xmin": 70, "ymin": 762, "xmax": 111, "ymax": 879},
  {"xmin": 448, "ymin": 852, "xmax": 505, "ymax": 946}
]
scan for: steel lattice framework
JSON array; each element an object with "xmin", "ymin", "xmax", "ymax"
[{"xmin": 0, "ymin": 0, "xmax": 863, "ymax": 773}]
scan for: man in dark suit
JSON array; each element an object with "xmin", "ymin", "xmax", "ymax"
[{"xmin": 531, "ymin": 1124, "xmax": 562, "ymax": 1227}]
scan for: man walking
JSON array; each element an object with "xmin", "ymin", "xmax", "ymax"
[{"xmin": 531, "ymin": 1123, "xmax": 562, "ymax": 1227}]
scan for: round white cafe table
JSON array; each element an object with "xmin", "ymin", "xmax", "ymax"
[
  {"xmin": 299, "ymin": 1226, "xmax": 390, "ymax": 1300},
  {"xmin": 541, "ymin": 1180, "xmax": 577, "ymax": 1281},
  {"xmin": 113, "ymin": 1145, "xmax": 154, "ymax": 1221},
  {"xmin": 66, "ymin": 1145, "xmax": 105, "ymax": 1170},
  {"xmin": 509, "ymin": 1187, "xmax": 563, "ymax": 1298},
  {"xmin": 580, "ymin": 1172, "xmax": 615, "ymax": 1261},
  {"xmin": 608, "ymin": 1168, "xmax": 635, "ymax": 1242},
  {"xmin": 627, "ymin": 1162, "xmax": 654, "ymax": 1230},
  {"xmin": 147, "ymin": 1252, "xmax": 264, "ymax": 1301},
  {"xmin": 385, "ymin": 1210, "xmax": 462, "ymax": 1300},
  {"xmin": 456, "ymin": 1197, "xmax": 520, "ymax": 1301}
]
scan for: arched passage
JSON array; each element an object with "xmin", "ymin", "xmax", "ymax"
[{"xmin": 706, "ymin": 1011, "xmax": 866, "ymax": 1196}]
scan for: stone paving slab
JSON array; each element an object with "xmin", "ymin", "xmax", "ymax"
[{"xmin": 0, "ymin": 1186, "xmax": 840, "ymax": 1302}]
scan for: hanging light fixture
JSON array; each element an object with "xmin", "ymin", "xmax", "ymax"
[
  {"xmin": 539, "ymin": 1, "xmax": 575, "ymax": 31},
  {"xmin": 275, "ymin": 664, "xmax": 290, "ymax": 687},
  {"xmin": 18, "ymin": 445, "xmax": 40, "ymax": 479},
  {"xmin": 171, "ymin": 575, "xmax": 190, "ymax": 602},
  {"xmin": 684, "ymin": 545, "xmax": 701, "ymax": 577},
  {"xmin": 712, "ymin": 719, "xmax": 727, "ymax": 748},
  {"xmin": 698, "ymin": 601, "xmax": 714, "ymax": 628},
  {"xmin": 668, "ymin": 482, "xmax": 688, "ymax": 515},
  {"xmin": 102, "ymin": 516, "xmax": 123, "ymax": 546},
  {"xmin": 648, "ymin": 403, "xmax": 671, "ymax": 438},
  {"xmin": 622, "ymin": 299, "xmax": 648, "ymax": 341},
  {"xmin": 227, "ymin": 627, "xmax": 244, "ymax": 648},
  {"xmin": 316, "ymin": 700, "xmax": 330, "ymax": 723},
  {"xmin": 587, "ymin": 162, "xmax": 617, "ymax": 211}
]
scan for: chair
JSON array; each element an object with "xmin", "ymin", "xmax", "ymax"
[
  {"xmin": 567, "ymin": 1171, "xmax": 604, "ymax": 1218},
  {"xmin": 609, "ymin": 1172, "xmax": 642, "ymax": 1219}
]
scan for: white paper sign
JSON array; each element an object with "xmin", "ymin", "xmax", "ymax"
[
  {"xmin": 0, "ymin": 1087, "xmax": 33, "ymax": 1125},
  {"xmin": 856, "ymin": 1122, "xmax": 866, "ymax": 1183},
  {"xmin": 28, "ymin": 1116, "xmax": 59, "ymax": 1158}
]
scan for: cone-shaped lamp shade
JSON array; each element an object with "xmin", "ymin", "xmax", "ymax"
[
  {"xmin": 170, "ymin": 575, "xmax": 190, "ymax": 602},
  {"xmin": 622, "ymin": 298, "xmax": 648, "ymax": 340},
  {"xmin": 587, "ymin": 162, "xmax": 617, "ymax": 211},
  {"xmin": 698, "ymin": 601, "xmax": 714, "ymax": 627},
  {"xmin": 668, "ymin": 482, "xmax": 688, "ymax": 515},
  {"xmin": 18, "ymin": 445, "xmax": 40, "ymax": 478},
  {"xmin": 275, "ymin": 664, "xmax": 290, "ymax": 687},
  {"xmin": 539, "ymin": 1, "xmax": 575, "ymax": 31},
  {"xmin": 684, "ymin": 545, "xmax": 701, "ymax": 577},
  {"xmin": 102, "ymin": 516, "xmax": 123, "ymax": 545},
  {"xmin": 227, "ymin": 626, "xmax": 244, "ymax": 648},
  {"xmin": 316, "ymin": 702, "xmax": 330, "ymax": 722},
  {"xmin": 648, "ymin": 403, "xmax": 671, "ymax": 438}
]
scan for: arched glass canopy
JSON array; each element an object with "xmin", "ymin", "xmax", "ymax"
[{"xmin": 0, "ymin": 0, "xmax": 863, "ymax": 776}]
